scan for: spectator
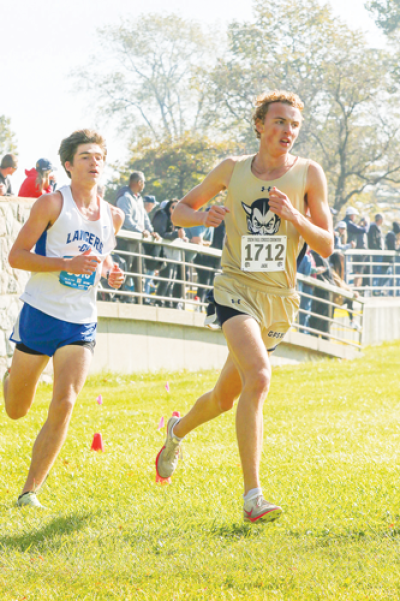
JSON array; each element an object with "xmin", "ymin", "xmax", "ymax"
[
  {"xmin": 297, "ymin": 249, "xmax": 325, "ymax": 333},
  {"xmin": 0, "ymin": 154, "xmax": 18, "ymax": 196},
  {"xmin": 309, "ymin": 250, "xmax": 335, "ymax": 340},
  {"xmin": 344, "ymin": 207, "xmax": 370, "ymax": 289},
  {"xmin": 384, "ymin": 221, "xmax": 400, "ymax": 295},
  {"xmin": 142, "ymin": 196, "xmax": 160, "ymax": 301},
  {"xmin": 329, "ymin": 251, "xmax": 360, "ymax": 330},
  {"xmin": 152, "ymin": 199, "xmax": 187, "ymax": 307},
  {"xmin": 143, "ymin": 195, "xmax": 159, "ymax": 215},
  {"xmin": 334, "ymin": 221, "xmax": 355, "ymax": 251},
  {"xmin": 115, "ymin": 171, "xmax": 160, "ymax": 301},
  {"xmin": 18, "ymin": 158, "xmax": 55, "ymax": 198},
  {"xmin": 368, "ymin": 213, "xmax": 384, "ymax": 292}
]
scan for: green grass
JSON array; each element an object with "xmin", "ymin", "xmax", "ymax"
[{"xmin": 1, "ymin": 342, "xmax": 400, "ymax": 600}]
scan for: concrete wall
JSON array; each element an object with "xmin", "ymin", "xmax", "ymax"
[
  {"xmin": 362, "ymin": 297, "xmax": 400, "ymax": 346},
  {"xmin": 0, "ymin": 199, "xmax": 31, "ymax": 372},
  {"xmin": 93, "ymin": 302, "xmax": 359, "ymax": 374}
]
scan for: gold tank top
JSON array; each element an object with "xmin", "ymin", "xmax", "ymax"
[{"xmin": 219, "ymin": 154, "xmax": 310, "ymax": 291}]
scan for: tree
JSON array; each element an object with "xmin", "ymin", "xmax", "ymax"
[
  {"xmin": 106, "ymin": 135, "xmax": 241, "ymax": 204},
  {"xmin": 365, "ymin": 0, "xmax": 400, "ymax": 36},
  {"xmin": 0, "ymin": 116, "xmax": 17, "ymax": 156},
  {"xmin": 205, "ymin": 0, "xmax": 400, "ymax": 212},
  {"xmin": 75, "ymin": 14, "xmax": 220, "ymax": 142}
]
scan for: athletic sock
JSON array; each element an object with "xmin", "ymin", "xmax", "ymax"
[
  {"xmin": 243, "ymin": 487, "xmax": 262, "ymax": 502},
  {"xmin": 171, "ymin": 419, "xmax": 184, "ymax": 442}
]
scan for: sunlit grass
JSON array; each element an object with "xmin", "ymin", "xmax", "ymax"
[{"xmin": 1, "ymin": 342, "xmax": 400, "ymax": 599}]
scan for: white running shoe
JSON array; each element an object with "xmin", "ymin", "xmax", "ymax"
[
  {"xmin": 17, "ymin": 492, "xmax": 45, "ymax": 508},
  {"xmin": 155, "ymin": 416, "xmax": 182, "ymax": 479},
  {"xmin": 243, "ymin": 495, "xmax": 282, "ymax": 523}
]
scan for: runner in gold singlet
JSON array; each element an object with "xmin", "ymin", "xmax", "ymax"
[{"xmin": 155, "ymin": 90, "xmax": 334, "ymax": 523}]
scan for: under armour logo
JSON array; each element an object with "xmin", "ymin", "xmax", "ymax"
[
  {"xmin": 261, "ymin": 186, "xmax": 272, "ymax": 192},
  {"xmin": 231, "ymin": 299, "xmax": 241, "ymax": 305}
]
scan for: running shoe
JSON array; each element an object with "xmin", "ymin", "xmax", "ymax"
[
  {"xmin": 243, "ymin": 495, "xmax": 282, "ymax": 523},
  {"xmin": 155, "ymin": 416, "xmax": 182, "ymax": 479},
  {"xmin": 17, "ymin": 492, "xmax": 45, "ymax": 508}
]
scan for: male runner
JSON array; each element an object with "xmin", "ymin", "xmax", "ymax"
[
  {"xmin": 156, "ymin": 91, "xmax": 334, "ymax": 523},
  {"xmin": 4, "ymin": 129, "xmax": 125, "ymax": 508}
]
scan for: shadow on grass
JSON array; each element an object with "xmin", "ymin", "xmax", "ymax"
[
  {"xmin": 0, "ymin": 511, "xmax": 94, "ymax": 553},
  {"xmin": 210, "ymin": 521, "xmax": 266, "ymax": 539}
]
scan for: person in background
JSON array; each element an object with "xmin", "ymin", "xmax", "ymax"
[
  {"xmin": 329, "ymin": 251, "xmax": 360, "ymax": 330},
  {"xmin": 18, "ymin": 159, "xmax": 55, "ymax": 198},
  {"xmin": 0, "ymin": 154, "xmax": 18, "ymax": 197},
  {"xmin": 115, "ymin": 172, "xmax": 160, "ymax": 302},
  {"xmin": 344, "ymin": 207, "xmax": 370, "ymax": 290},
  {"xmin": 142, "ymin": 195, "xmax": 160, "ymax": 301},
  {"xmin": 367, "ymin": 213, "xmax": 384, "ymax": 292},
  {"xmin": 334, "ymin": 221, "xmax": 355, "ymax": 251},
  {"xmin": 385, "ymin": 221, "xmax": 400, "ymax": 295},
  {"xmin": 152, "ymin": 199, "xmax": 187, "ymax": 307}
]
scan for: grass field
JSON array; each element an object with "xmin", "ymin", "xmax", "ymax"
[{"xmin": 1, "ymin": 341, "xmax": 400, "ymax": 600}]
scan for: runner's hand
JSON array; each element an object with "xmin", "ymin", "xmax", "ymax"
[
  {"xmin": 108, "ymin": 263, "xmax": 125, "ymax": 289},
  {"xmin": 66, "ymin": 250, "xmax": 100, "ymax": 275},
  {"xmin": 268, "ymin": 187, "xmax": 298, "ymax": 222},
  {"xmin": 203, "ymin": 206, "xmax": 229, "ymax": 228}
]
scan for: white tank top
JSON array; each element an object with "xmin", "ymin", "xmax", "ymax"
[{"xmin": 21, "ymin": 185, "xmax": 116, "ymax": 324}]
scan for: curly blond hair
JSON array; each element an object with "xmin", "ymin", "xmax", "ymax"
[{"xmin": 253, "ymin": 90, "xmax": 304, "ymax": 139}]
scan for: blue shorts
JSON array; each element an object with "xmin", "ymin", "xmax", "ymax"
[{"xmin": 10, "ymin": 303, "xmax": 97, "ymax": 357}]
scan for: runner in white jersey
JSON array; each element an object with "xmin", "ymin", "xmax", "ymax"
[
  {"xmin": 155, "ymin": 91, "xmax": 334, "ymax": 523},
  {"xmin": 3, "ymin": 129, "xmax": 125, "ymax": 508}
]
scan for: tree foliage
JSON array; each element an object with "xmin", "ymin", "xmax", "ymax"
[
  {"xmin": 366, "ymin": 0, "xmax": 400, "ymax": 36},
  {"xmin": 0, "ymin": 116, "xmax": 17, "ymax": 157},
  {"xmin": 206, "ymin": 0, "xmax": 400, "ymax": 211},
  {"xmin": 75, "ymin": 14, "xmax": 219, "ymax": 142}
]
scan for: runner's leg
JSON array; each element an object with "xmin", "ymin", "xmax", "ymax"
[
  {"xmin": 20, "ymin": 344, "xmax": 92, "ymax": 495},
  {"xmin": 4, "ymin": 348, "xmax": 49, "ymax": 420},
  {"xmin": 222, "ymin": 315, "xmax": 271, "ymax": 495},
  {"xmin": 172, "ymin": 354, "xmax": 242, "ymax": 438}
]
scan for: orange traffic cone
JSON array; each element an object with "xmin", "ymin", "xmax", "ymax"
[{"xmin": 91, "ymin": 433, "xmax": 104, "ymax": 452}]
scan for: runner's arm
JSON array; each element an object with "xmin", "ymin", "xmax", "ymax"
[
  {"xmin": 9, "ymin": 193, "xmax": 100, "ymax": 275},
  {"xmin": 172, "ymin": 158, "xmax": 235, "ymax": 228},
  {"xmin": 268, "ymin": 162, "xmax": 334, "ymax": 258}
]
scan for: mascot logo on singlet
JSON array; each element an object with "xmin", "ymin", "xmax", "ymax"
[{"xmin": 242, "ymin": 196, "xmax": 281, "ymax": 235}]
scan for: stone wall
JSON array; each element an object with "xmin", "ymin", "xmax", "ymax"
[{"xmin": 0, "ymin": 198, "xmax": 32, "ymax": 370}]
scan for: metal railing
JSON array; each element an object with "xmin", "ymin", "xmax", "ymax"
[
  {"xmin": 97, "ymin": 230, "xmax": 365, "ymax": 349},
  {"xmin": 343, "ymin": 249, "xmax": 400, "ymax": 297}
]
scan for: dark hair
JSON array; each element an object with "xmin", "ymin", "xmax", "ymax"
[
  {"xmin": 393, "ymin": 222, "xmax": 400, "ymax": 234},
  {"xmin": 375, "ymin": 214, "xmax": 383, "ymax": 222},
  {"xmin": 59, "ymin": 129, "xmax": 107, "ymax": 178},
  {"xmin": 329, "ymin": 251, "xmax": 345, "ymax": 280},
  {"xmin": 1, "ymin": 153, "xmax": 18, "ymax": 169},
  {"xmin": 129, "ymin": 171, "xmax": 144, "ymax": 185}
]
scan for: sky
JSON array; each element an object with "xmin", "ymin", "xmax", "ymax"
[{"xmin": 2, "ymin": 0, "xmax": 385, "ymax": 191}]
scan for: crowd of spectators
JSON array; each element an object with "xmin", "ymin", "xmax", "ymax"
[{"xmin": 113, "ymin": 170, "xmax": 224, "ymax": 308}]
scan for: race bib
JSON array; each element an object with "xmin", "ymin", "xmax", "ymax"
[
  {"xmin": 241, "ymin": 236, "xmax": 287, "ymax": 272},
  {"xmin": 59, "ymin": 256, "xmax": 97, "ymax": 290}
]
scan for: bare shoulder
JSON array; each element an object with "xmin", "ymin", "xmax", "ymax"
[
  {"xmin": 29, "ymin": 191, "xmax": 63, "ymax": 225},
  {"xmin": 108, "ymin": 203, "xmax": 125, "ymax": 233},
  {"xmin": 306, "ymin": 160, "xmax": 327, "ymax": 186}
]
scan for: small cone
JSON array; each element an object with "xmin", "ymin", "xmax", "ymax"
[
  {"xmin": 91, "ymin": 433, "xmax": 104, "ymax": 452},
  {"xmin": 172, "ymin": 411, "xmax": 181, "ymax": 417}
]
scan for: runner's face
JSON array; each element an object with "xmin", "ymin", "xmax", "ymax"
[
  {"xmin": 257, "ymin": 103, "xmax": 302, "ymax": 154},
  {"xmin": 66, "ymin": 143, "xmax": 105, "ymax": 182}
]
